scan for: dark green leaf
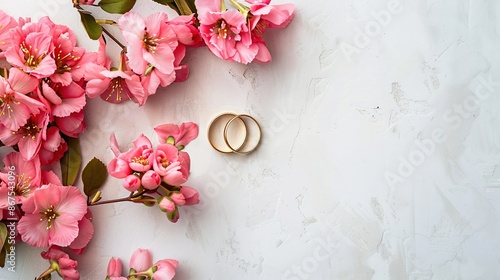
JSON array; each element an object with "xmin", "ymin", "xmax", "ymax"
[
  {"xmin": 79, "ymin": 12, "xmax": 103, "ymax": 40},
  {"xmin": 0, "ymin": 223, "xmax": 7, "ymax": 250},
  {"xmin": 0, "ymin": 222, "xmax": 7, "ymax": 268},
  {"xmin": 185, "ymin": 0, "xmax": 197, "ymax": 14},
  {"xmin": 174, "ymin": 0, "xmax": 193, "ymax": 15},
  {"xmin": 82, "ymin": 158, "xmax": 108, "ymax": 197},
  {"xmin": 151, "ymin": 0, "xmax": 174, "ymax": 4},
  {"xmin": 60, "ymin": 137, "xmax": 82, "ymax": 186},
  {"xmin": 99, "ymin": 0, "xmax": 137, "ymax": 14},
  {"xmin": 0, "ymin": 246, "xmax": 5, "ymax": 268}
]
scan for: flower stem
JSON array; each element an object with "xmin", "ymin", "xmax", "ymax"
[
  {"xmin": 37, "ymin": 267, "xmax": 55, "ymax": 280},
  {"xmin": 102, "ymin": 28, "xmax": 126, "ymax": 50},
  {"xmin": 88, "ymin": 190, "xmax": 147, "ymax": 206},
  {"xmin": 88, "ymin": 197, "xmax": 132, "ymax": 206},
  {"xmin": 228, "ymin": 0, "xmax": 248, "ymax": 15}
]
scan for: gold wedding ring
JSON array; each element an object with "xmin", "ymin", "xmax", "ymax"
[{"xmin": 207, "ymin": 113, "xmax": 261, "ymax": 154}]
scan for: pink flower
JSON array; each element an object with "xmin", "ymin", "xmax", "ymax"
[
  {"xmin": 197, "ymin": 6, "xmax": 258, "ymax": 63},
  {"xmin": 141, "ymin": 170, "xmax": 161, "ymax": 190},
  {"xmin": 107, "ymin": 257, "xmax": 123, "ymax": 277},
  {"xmin": 154, "ymin": 122, "xmax": 199, "ymax": 147},
  {"xmin": 244, "ymin": 0, "xmax": 294, "ymax": 63},
  {"xmin": 133, "ymin": 133, "xmax": 153, "ymax": 149},
  {"xmin": 54, "ymin": 111, "xmax": 86, "ymax": 138},
  {"xmin": 37, "ymin": 80, "xmax": 86, "ymax": 118},
  {"xmin": 152, "ymin": 259, "xmax": 178, "ymax": 280},
  {"xmin": 128, "ymin": 146, "xmax": 154, "ymax": 172},
  {"xmin": 0, "ymin": 111, "xmax": 49, "ymax": 161},
  {"xmin": 86, "ymin": 68, "xmax": 146, "ymax": 105},
  {"xmin": 17, "ymin": 184, "xmax": 88, "ymax": 248},
  {"xmin": 130, "ymin": 248, "xmax": 153, "ymax": 272},
  {"xmin": 140, "ymin": 64, "xmax": 176, "ymax": 96},
  {"xmin": 122, "ymin": 175, "xmax": 141, "ymax": 192},
  {"xmin": 153, "ymin": 144, "xmax": 189, "ymax": 186},
  {"xmin": 107, "ymin": 156, "xmax": 133, "ymax": 179},
  {"xmin": 0, "ymin": 10, "xmax": 17, "ymax": 53},
  {"xmin": 246, "ymin": 0, "xmax": 295, "ymax": 28},
  {"xmin": 170, "ymin": 192, "xmax": 185, "ymax": 206},
  {"xmin": 41, "ymin": 246, "xmax": 80, "ymax": 280},
  {"xmin": 39, "ymin": 126, "xmax": 68, "ymax": 166},
  {"xmin": 118, "ymin": 12, "xmax": 178, "ymax": 76},
  {"xmin": 167, "ymin": 15, "xmax": 202, "ymax": 47},
  {"xmin": 46, "ymin": 18, "xmax": 95, "ymax": 85},
  {"xmin": 6, "ymin": 18, "xmax": 57, "ymax": 78},
  {"xmin": 0, "ymin": 152, "xmax": 42, "ymax": 208},
  {"xmin": 0, "ymin": 67, "xmax": 43, "ymax": 131},
  {"xmin": 158, "ymin": 196, "xmax": 176, "ymax": 213},
  {"xmin": 180, "ymin": 186, "xmax": 200, "ymax": 205}
]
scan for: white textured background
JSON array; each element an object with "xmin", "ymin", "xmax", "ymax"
[{"xmin": 1, "ymin": 0, "xmax": 500, "ymax": 279}]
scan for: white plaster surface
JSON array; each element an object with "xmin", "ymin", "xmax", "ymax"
[{"xmin": 1, "ymin": 0, "xmax": 500, "ymax": 279}]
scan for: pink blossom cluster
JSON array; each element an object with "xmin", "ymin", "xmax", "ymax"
[
  {"xmin": 0, "ymin": 11, "xmax": 95, "ymax": 165},
  {"xmin": 85, "ymin": 11, "xmax": 202, "ymax": 105},
  {"xmin": 196, "ymin": 0, "xmax": 295, "ymax": 64},
  {"xmin": 108, "ymin": 122, "xmax": 200, "ymax": 222},
  {"xmin": 0, "ymin": 152, "xmax": 94, "ymax": 272},
  {"xmin": 107, "ymin": 248, "xmax": 178, "ymax": 280}
]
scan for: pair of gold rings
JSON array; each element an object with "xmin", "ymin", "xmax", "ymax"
[{"xmin": 207, "ymin": 113, "xmax": 262, "ymax": 154}]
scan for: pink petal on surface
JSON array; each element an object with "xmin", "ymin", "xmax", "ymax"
[{"xmin": 109, "ymin": 133, "xmax": 121, "ymax": 156}]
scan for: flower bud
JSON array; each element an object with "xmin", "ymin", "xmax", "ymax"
[
  {"xmin": 169, "ymin": 192, "xmax": 185, "ymax": 206},
  {"xmin": 122, "ymin": 175, "xmax": 141, "ymax": 192},
  {"xmin": 107, "ymin": 257, "xmax": 123, "ymax": 277},
  {"xmin": 158, "ymin": 197, "xmax": 176, "ymax": 213},
  {"xmin": 180, "ymin": 186, "xmax": 199, "ymax": 205},
  {"xmin": 141, "ymin": 170, "xmax": 161, "ymax": 190},
  {"xmin": 79, "ymin": 0, "xmax": 95, "ymax": 4},
  {"xmin": 152, "ymin": 259, "xmax": 178, "ymax": 280},
  {"xmin": 129, "ymin": 248, "xmax": 153, "ymax": 272}
]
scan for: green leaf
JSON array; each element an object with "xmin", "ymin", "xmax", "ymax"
[
  {"xmin": 82, "ymin": 158, "xmax": 108, "ymax": 197},
  {"xmin": 79, "ymin": 12, "xmax": 102, "ymax": 40},
  {"xmin": 0, "ymin": 223, "xmax": 7, "ymax": 250},
  {"xmin": 151, "ymin": 0, "xmax": 174, "ymax": 4},
  {"xmin": 0, "ymin": 222, "xmax": 7, "ymax": 268},
  {"xmin": 99, "ymin": 0, "xmax": 137, "ymax": 14},
  {"xmin": 60, "ymin": 137, "xmax": 82, "ymax": 186},
  {"xmin": 173, "ymin": 0, "xmax": 193, "ymax": 15},
  {"xmin": 0, "ymin": 246, "xmax": 5, "ymax": 268}
]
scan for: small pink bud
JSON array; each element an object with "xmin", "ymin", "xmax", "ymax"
[
  {"xmin": 141, "ymin": 170, "xmax": 161, "ymax": 190},
  {"xmin": 152, "ymin": 259, "xmax": 178, "ymax": 280},
  {"xmin": 170, "ymin": 192, "xmax": 185, "ymax": 206},
  {"xmin": 122, "ymin": 175, "xmax": 141, "ymax": 192},
  {"xmin": 129, "ymin": 248, "xmax": 152, "ymax": 272},
  {"xmin": 180, "ymin": 186, "xmax": 199, "ymax": 205},
  {"xmin": 158, "ymin": 197, "xmax": 176, "ymax": 213},
  {"xmin": 107, "ymin": 257, "xmax": 123, "ymax": 277}
]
